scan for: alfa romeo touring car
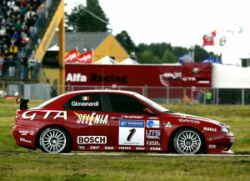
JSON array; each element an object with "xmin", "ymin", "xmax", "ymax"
[{"xmin": 13, "ymin": 90, "xmax": 234, "ymax": 154}]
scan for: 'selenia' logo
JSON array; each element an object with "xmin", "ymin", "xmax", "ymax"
[{"xmin": 74, "ymin": 112, "xmax": 108, "ymax": 125}]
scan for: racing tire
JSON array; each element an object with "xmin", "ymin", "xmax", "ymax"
[
  {"xmin": 173, "ymin": 128, "xmax": 203, "ymax": 154},
  {"xmin": 39, "ymin": 127, "xmax": 71, "ymax": 153}
]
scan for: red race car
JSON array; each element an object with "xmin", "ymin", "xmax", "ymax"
[{"xmin": 13, "ymin": 90, "xmax": 234, "ymax": 154}]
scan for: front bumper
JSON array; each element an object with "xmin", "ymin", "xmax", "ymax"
[{"xmin": 206, "ymin": 133, "xmax": 234, "ymax": 154}]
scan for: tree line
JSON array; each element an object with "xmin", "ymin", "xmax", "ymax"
[{"xmin": 66, "ymin": 0, "xmax": 219, "ymax": 64}]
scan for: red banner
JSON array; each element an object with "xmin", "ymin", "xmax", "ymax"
[
  {"xmin": 64, "ymin": 48, "xmax": 78, "ymax": 63},
  {"xmin": 65, "ymin": 63, "xmax": 212, "ymax": 88},
  {"xmin": 78, "ymin": 50, "xmax": 93, "ymax": 63}
]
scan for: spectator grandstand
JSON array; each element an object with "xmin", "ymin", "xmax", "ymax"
[{"xmin": 0, "ymin": 0, "xmax": 59, "ymax": 81}]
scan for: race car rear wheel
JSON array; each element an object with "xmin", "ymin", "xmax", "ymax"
[
  {"xmin": 39, "ymin": 127, "xmax": 70, "ymax": 153},
  {"xmin": 173, "ymin": 128, "xmax": 202, "ymax": 154}
]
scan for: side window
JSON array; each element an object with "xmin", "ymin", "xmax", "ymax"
[
  {"xmin": 64, "ymin": 94, "xmax": 102, "ymax": 111},
  {"xmin": 108, "ymin": 94, "xmax": 146, "ymax": 114}
]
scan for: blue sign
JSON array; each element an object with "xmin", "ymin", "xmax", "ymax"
[{"xmin": 119, "ymin": 120, "xmax": 144, "ymax": 128}]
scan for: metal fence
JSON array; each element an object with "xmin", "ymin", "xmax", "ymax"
[
  {"xmin": 1, "ymin": 83, "xmax": 250, "ymax": 105},
  {"xmin": 65, "ymin": 85, "xmax": 250, "ymax": 105}
]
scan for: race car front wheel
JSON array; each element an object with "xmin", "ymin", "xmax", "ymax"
[
  {"xmin": 173, "ymin": 128, "xmax": 203, "ymax": 154},
  {"xmin": 39, "ymin": 127, "xmax": 70, "ymax": 153}
]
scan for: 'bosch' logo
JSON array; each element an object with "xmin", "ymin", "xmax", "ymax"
[{"xmin": 77, "ymin": 136, "xmax": 107, "ymax": 144}]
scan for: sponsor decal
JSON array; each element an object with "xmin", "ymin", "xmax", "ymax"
[
  {"xmin": 119, "ymin": 146, "xmax": 131, "ymax": 150},
  {"xmin": 120, "ymin": 121, "xmax": 143, "ymax": 128},
  {"xmin": 182, "ymin": 77, "xmax": 196, "ymax": 82},
  {"xmin": 74, "ymin": 112, "xmax": 108, "ymax": 125},
  {"xmin": 105, "ymin": 146, "xmax": 114, "ymax": 150},
  {"xmin": 22, "ymin": 110, "xmax": 67, "ymax": 121},
  {"xmin": 77, "ymin": 136, "xmax": 107, "ymax": 144},
  {"xmin": 203, "ymin": 127, "xmax": 217, "ymax": 132},
  {"xmin": 20, "ymin": 137, "xmax": 32, "ymax": 144},
  {"xmin": 146, "ymin": 130, "xmax": 161, "ymax": 139},
  {"xmin": 119, "ymin": 120, "xmax": 145, "ymax": 146},
  {"xmin": 71, "ymin": 101, "xmax": 99, "ymax": 107},
  {"xmin": 136, "ymin": 147, "xmax": 145, "ymax": 150},
  {"xmin": 90, "ymin": 146, "xmax": 100, "ymax": 150},
  {"xmin": 159, "ymin": 72, "xmax": 196, "ymax": 86},
  {"xmin": 208, "ymin": 144, "xmax": 216, "ymax": 149},
  {"xmin": 148, "ymin": 117, "xmax": 159, "ymax": 119},
  {"xmin": 121, "ymin": 115, "xmax": 144, "ymax": 119},
  {"xmin": 147, "ymin": 120, "xmax": 160, "ymax": 128},
  {"xmin": 165, "ymin": 122, "xmax": 172, "ymax": 128},
  {"xmin": 146, "ymin": 141, "xmax": 160, "ymax": 146},
  {"xmin": 82, "ymin": 96, "xmax": 89, "ymax": 101},
  {"xmin": 66, "ymin": 73, "xmax": 87, "ymax": 82},
  {"xmin": 19, "ymin": 130, "xmax": 29, "ymax": 136},
  {"xmin": 19, "ymin": 130, "xmax": 34, "ymax": 136},
  {"xmin": 78, "ymin": 146, "xmax": 85, "ymax": 150},
  {"xmin": 161, "ymin": 72, "xmax": 182, "ymax": 80},
  {"xmin": 179, "ymin": 119, "xmax": 200, "ymax": 124},
  {"xmin": 149, "ymin": 147, "xmax": 161, "ymax": 151},
  {"xmin": 119, "ymin": 120, "xmax": 144, "ymax": 128}
]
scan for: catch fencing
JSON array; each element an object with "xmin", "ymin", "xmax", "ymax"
[{"xmin": 1, "ymin": 83, "xmax": 250, "ymax": 105}]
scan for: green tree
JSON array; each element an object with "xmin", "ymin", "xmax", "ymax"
[
  {"xmin": 194, "ymin": 45, "xmax": 210, "ymax": 62},
  {"xmin": 137, "ymin": 43, "xmax": 172, "ymax": 59},
  {"xmin": 148, "ymin": 43, "xmax": 172, "ymax": 59},
  {"xmin": 115, "ymin": 31, "xmax": 136, "ymax": 54},
  {"xmin": 172, "ymin": 46, "xmax": 188, "ymax": 58},
  {"xmin": 161, "ymin": 49, "xmax": 177, "ymax": 63},
  {"xmin": 66, "ymin": 0, "xmax": 109, "ymax": 32},
  {"xmin": 138, "ymin": 50, "xmax": 161, "ymax": 64}
]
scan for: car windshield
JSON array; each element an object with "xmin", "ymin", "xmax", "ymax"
[{"xmin": 134, "ymin": 93, "xmax": 169, "ymax": 113}]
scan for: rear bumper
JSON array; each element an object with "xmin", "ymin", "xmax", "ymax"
[{"xmin": 12, "ymin": 125, "xmax": 38, "ymax": 149}]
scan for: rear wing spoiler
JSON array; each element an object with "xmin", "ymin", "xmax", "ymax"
[{"xmin": 16, "ymin": 98, "xmax": 29, "ymax": 110}]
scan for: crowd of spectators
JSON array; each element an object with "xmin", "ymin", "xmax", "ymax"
[{"xmin": 0, "ymin": 0, "xmax": 45, "ymax": 81}]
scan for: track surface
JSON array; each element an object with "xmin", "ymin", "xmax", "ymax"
[{"xmin": 61, "ymin": 152, "xmax": 250, "ymax": 157}]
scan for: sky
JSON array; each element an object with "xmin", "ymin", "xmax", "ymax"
[{"xmin": 64, "ymin": 0, "xmax": 250, "ymax": 65}]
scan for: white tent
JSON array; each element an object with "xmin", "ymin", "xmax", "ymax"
[
  {"xmin": 212, "ymin": 64, "xmax": 250, "ymax": 88},
  {"xmin": 120, "ymin": 58, "xmax": 139, "ymax": 65},
  {"xmin": 95, "ymin": 56, "xmax": 115, "ymax": 64},
  {"xmin": 47, "ymin": 44, "xmax": 59, "ymax": 51}
]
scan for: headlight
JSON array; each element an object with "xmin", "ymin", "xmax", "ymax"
[{"xmin": 221, "ymin": 127, "xmax": 230, "ymax": 133}]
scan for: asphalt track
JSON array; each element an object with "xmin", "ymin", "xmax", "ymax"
[{"xmin": 60, "ymin": 152, "xmax": 250, "ymax": 157}]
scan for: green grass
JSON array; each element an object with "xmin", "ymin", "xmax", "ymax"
[
  {"xmin": 0, "ymin": 99, "xmax": 250, "ymax": 181},
  {"xmin": 0, "ymin": 154, "xmax": 250, "ymax": 181}
]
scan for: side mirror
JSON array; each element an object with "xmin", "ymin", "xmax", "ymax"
[{"xmin": 143, "ymin": 108, "xmax": 155, "ymax": 115}]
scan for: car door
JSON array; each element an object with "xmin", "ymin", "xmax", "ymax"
[
  {"xmin": 103, "ymin": 93, "xmax": 161, "ymax": 151},
  {"xmin": 64, "ymin": 93, "xmax": 110, "ymax": 151}
]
